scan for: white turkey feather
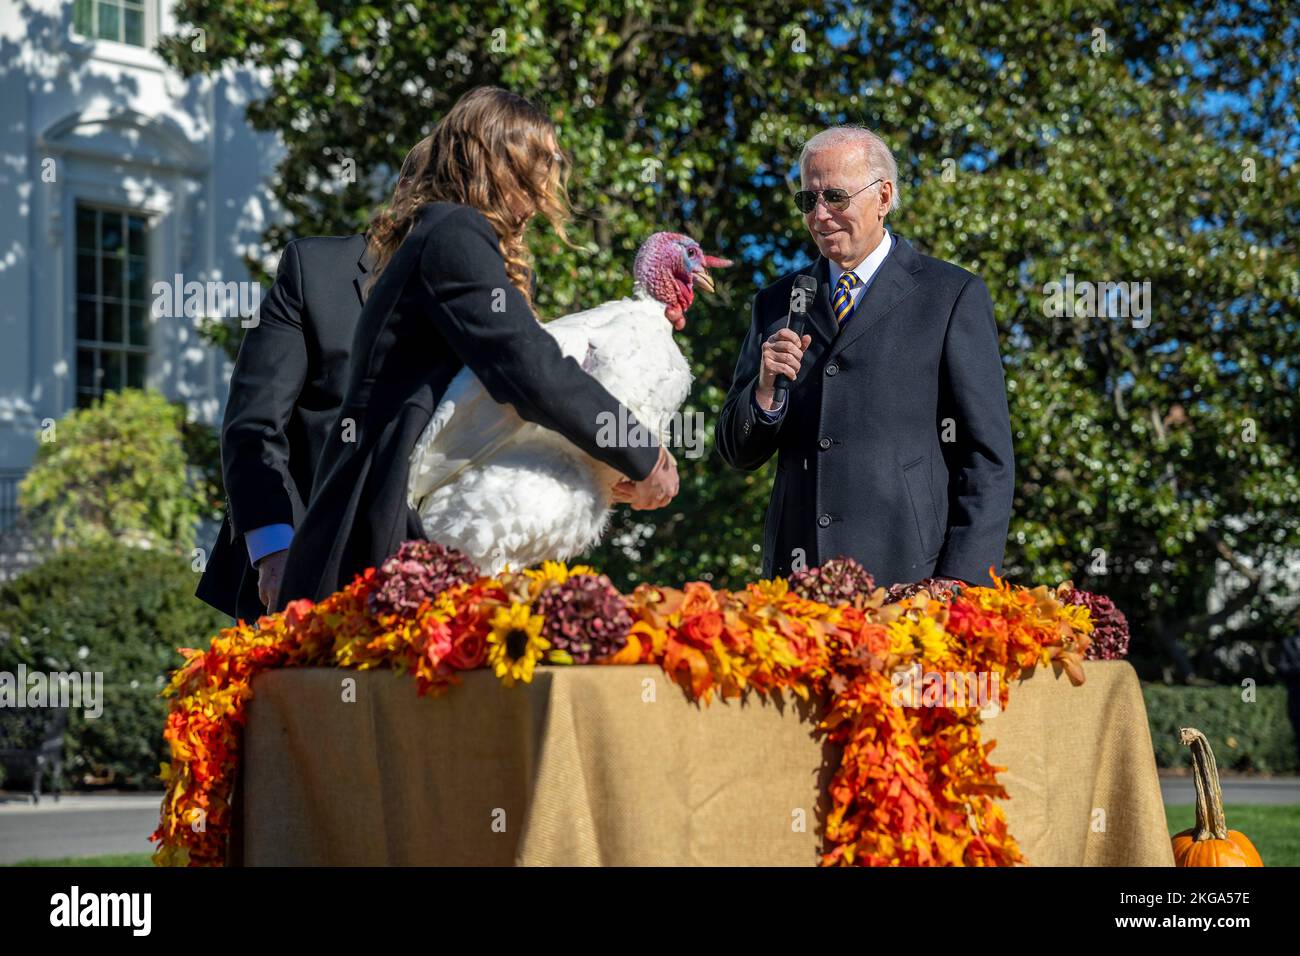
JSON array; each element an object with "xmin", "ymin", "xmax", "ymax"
[{"xmin": 408, "ymin": 291, "xmax": 692, "ymax": 573}]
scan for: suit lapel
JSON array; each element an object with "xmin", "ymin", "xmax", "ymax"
[
  {"xmin": 828, "ymin": 234, "xmax": 921, "ymax": 360},
  {"xmin": 807, "ymin": 258, "xmax": 840, "ymax": 345},
  {"xmin": 353, "ymin": 235, "xmax": 373, "ymax": 307}
]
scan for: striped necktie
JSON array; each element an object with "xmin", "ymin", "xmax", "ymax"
[{"xmin": 832, "ymin": 270, "xmax": 861, "ymax": 327}]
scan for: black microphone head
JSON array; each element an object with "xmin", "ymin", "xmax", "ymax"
[{"xmin": 790, "ymin": 275, "xmax": 818, "ymax": 315}]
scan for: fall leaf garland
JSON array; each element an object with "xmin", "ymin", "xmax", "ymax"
[{"xmin": 150, "ymin": 551, "xmax": 1093, "ymax": 867}]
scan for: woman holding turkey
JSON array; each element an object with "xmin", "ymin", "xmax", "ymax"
[{"xmin": 276, "ymin": 86, "xmax": 678, "ymax": 608}]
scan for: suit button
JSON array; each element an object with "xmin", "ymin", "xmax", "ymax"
[
  {"xmin": 825, "ymin": 363, "xmax": 839, "ymax": 376},
  {"xmin": 818, "ymin": 437, "xmax": 832, "ymax": 450},
  {"xmin": 818, "ymin": 514, "xmax": 831, "ymax": 528}
]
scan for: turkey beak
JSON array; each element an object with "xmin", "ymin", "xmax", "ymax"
[{"xmin": 693, "ymin": 253, "xmax": 733, "ymax": 295}]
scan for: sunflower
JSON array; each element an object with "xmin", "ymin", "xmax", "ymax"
[
  {"xmin": 522, "ymin": 560, "xmax": 596, "ymax": 598},
  {"xmin": 887, "ymin": 613, "xmax": 952, "ymax": 665},
  {"xmin": 486, "ymin": 603, "xmax": 550, "ymax": 686}
]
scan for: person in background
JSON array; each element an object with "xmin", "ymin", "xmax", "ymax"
[
  {"xmin": 196, "ymin": 137, "xmax": 432, "ymax": 620},
  {"xmin": 1277, "ymin": 609, "xmax": 1300, "ymax": 765}
]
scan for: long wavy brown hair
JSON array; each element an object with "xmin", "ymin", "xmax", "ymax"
[{"xmin": 365, "ymin": 87, "xmax": 571, "ymax": 305}]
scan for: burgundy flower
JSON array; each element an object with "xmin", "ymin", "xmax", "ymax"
[
  {"xmin": 1065, "ymin": 587, "xmax": 1131, "ymax": 660},
  {"xmin": 534, "ymin": 573, "xmax": 632, "ymax": 664},
  {"xmin": 790, "ymin": 557, "xmax": 877, "ymax": 607},
  {"xmin": 368, "ymin": 540, "xmax": 479, "ymax": 618},
  {"xmin": 885, "ymin": 577, "xmax": 964, "ymax": 604}
]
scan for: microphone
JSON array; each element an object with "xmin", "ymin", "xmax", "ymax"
[{"xmin": 773, "ymin": 274, "xmax": 818, "ymax": 402}]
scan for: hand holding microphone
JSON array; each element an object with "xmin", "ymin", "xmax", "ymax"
[{"xmin": 756, "ymin": 275, "xmax": 817, "ymax": 411}]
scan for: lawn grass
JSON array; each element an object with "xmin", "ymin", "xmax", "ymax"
[{"xmin": 1165, "ymin": 804, "xmax": 1300, "ymax": 866}]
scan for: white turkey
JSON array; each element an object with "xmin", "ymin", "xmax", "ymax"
[{"xmin": 407, "ymin": 231, "xmax": 731, "ymax": 573}]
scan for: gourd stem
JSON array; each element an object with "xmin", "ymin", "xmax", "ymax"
[{"xmin": 1180, "ymin": 727, "xmax": 1228, "ymax": 841}]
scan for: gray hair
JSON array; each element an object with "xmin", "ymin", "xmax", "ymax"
[{"xmin": 799, "ymin": 126, "xmax": 900, "ymax": 212}]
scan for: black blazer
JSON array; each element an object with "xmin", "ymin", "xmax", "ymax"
[
  {"xmin": 195, "ymin": 234, "xmax": 369, "ymax": 620},
  {"xmin": 716, "ymin": 233, "xmax": 1014, "ymax": 587},
  {"xmin": 275, "ymin": 202, "xmax": 661, "ymax": 608}
]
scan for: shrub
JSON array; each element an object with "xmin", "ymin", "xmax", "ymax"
[
  {"xmin": 1143, "ymin": 683, "xmax": 1299, "ymax": 773},
  {"xmin": 0, "ymin": 542, "xmax": 226, "ymax": 789},
  {"xmin": 18, "ymin": 389, "xmax": 209, "ymax": 550}
]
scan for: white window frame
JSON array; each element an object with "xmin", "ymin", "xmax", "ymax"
[
  {"xmin": 37, "ymin": 106, "xmax": 208, "ymax": 418},
  {"xmin": 67, "ymin": 0, "xmax": 165, "ymax": 72}
]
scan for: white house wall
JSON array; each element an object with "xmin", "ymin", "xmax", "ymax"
[{"xmin": 0, "ymin": 0, "xmax": 282, "ymax": 483}]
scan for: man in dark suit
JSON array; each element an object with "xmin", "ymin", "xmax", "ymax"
[
  {"xmin": 196, "ymin": 139, "xmax": 432, "ymax": 620},
  {"xmin": 717, "ymin": 126, "xmax": 1014, "ymax": 587}
]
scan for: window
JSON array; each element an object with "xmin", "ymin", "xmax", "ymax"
[
  {"xmin": 75, "ymin": 204, "xmax": 150, "ymax": 407},
  {"xmin": 73, "ymin": 0, "xmax": 147, "ymax": 47}
]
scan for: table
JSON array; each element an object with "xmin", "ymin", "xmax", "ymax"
[{"xmin": 233, "ymin": 661, "xmax": 1174, "ymax": 866}]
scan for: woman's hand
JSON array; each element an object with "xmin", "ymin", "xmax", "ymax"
[
  {"xmin": 611, "ymin": 479, "xmax": 635, "ymax": 504},
  {"xmin": 611, "ymin": 446, "xmax": 679, "ymax": 510}
]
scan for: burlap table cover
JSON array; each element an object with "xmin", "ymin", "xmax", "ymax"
[{"xmin": 234, "ymin": 660, "xmax": 1174, "ymax": 866}]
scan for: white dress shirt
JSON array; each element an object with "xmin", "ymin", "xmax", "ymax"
[{"xmin": 828, "ymin": 228, "xmax": 893, "ymax": 312}]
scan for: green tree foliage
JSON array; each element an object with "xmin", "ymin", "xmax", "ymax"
[
  {"xmin": 0, "ymin": 543, "xmax": 228, "ymax": 788},
  {"xmin": 158, "ymin": 1, "xmax": 1299, "ymax": 680},
  {"xmin": 18, "ymin": 389, "xmax": 209, "ymax": 550},
  {"xmin": 1143, "ymin": 683, "xmax": 1297, "ymax": 773}
]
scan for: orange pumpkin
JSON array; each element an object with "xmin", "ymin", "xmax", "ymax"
[{"xmin": 1171, "ymin": 727, "xmax": 1263, "ymax": 867}]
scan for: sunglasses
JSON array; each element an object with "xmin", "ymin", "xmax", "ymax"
[{"xmin": 794, "ymin": 178, "xmax": 883, "ymax": 214}]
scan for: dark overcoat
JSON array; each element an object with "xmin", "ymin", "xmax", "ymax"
[{"xmin": 716, "ymin": 234, "xmax": 1014, "ymax": 587}]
